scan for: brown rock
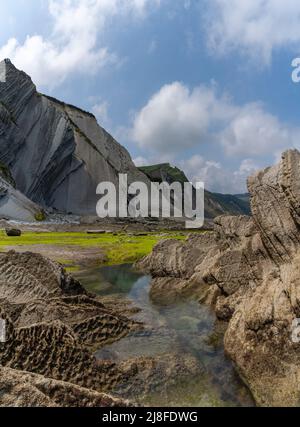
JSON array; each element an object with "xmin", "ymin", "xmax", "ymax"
[{"xmin": 138, "ymin": 149, "xmax": 300, "ymax": 406}]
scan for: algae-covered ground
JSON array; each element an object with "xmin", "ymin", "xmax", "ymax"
[{"xmin": 0, "ymin": 230, "xmax": 191, "ymax": 269}]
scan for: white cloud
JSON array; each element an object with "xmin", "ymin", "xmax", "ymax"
[
  {"xmin": 219, "ymin": 103, "xmax": 300, "ymax": 157},
  {"xmin": 131, "ymin": 81, "xmax": 234, "ymax": 153},
  {"xmin": 180, "ymin": 155, "xmax": 259, "ymax": 194},
  {"xmin": 205, "ymin": 0, "xmax": 300, "ymax": 65},
  {"xmin": 131, "ymin": 81, "xmax": 300, "ymax": 159},
  {"xmin": 0, "ymin": 0, "xmax": 160, "ymax": 87}
]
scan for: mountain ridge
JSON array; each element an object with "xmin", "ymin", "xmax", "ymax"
[{"xmin": 139, "ymin": 163, "xmax": 251, "ymax": 218}]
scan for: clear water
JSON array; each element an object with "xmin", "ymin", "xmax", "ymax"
[{"xmin": 75, "ymin": 264, "xmax": 254, "ymax": 407}]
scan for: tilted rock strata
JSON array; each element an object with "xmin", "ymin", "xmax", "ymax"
[
  {"xmin": 136, "ymin": 149, "xmax": 300, "ymax": 406},
  {"xmin": 0, "ymin": 367, "xmax": 131, "ymax": 407},
  {"xmin": 0, "ymin": 59, "xmax": 150, "ymax": 215}
]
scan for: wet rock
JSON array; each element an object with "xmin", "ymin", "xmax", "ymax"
[{"xmin": 112, "ymin": 353, "xmax": 204, "ymax": 402}]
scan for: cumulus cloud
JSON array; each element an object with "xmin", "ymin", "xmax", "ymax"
[
  {"xmin": 0, "ymin": 0, "xmax": 160, "ymax": 87},
  {"xmin": 180, "ymin": 155, "xmax": 259, "ymax": 194},
  {"xmin": 205, "ymin": 0, "xmax": 300, "ymax": 64},
  {"xmin": 219, "ymin": 103, "xmax": 300, "ymax": 157},
  {"xmin": 131, "ymin": 81, "xmax": 235, "ymax": 153},
  {"xmin": 131, "ymin": 81, "xmax": 300, "ymax": 159}
]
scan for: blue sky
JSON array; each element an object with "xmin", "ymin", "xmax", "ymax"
[{"xmin": 1, "ymin": 0, "xmax": 300, "ymax": 193}]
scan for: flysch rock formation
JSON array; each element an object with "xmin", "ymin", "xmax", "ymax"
[
  {"xmin": 0, "ymin": 250, "xmax": 141, "ymax": 407},
  {"xmin": 0, "ymin": 59, "xmax": 150, "ymax": 216},
  {"xmin": 136, "ymin": 149, "xmax": 300, "ymax": 407},
  {"xmin": 0, "ymin": 250, "xmax": 204, "ymax": 407},
  {"xmin": 0, "ymin": 367, "xmax": 131, "ymax": 407},
  {"xmin": 0, "ymin": 174, "xmax": 43, "ymax": 221}
]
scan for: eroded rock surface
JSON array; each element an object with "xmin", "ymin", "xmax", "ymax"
[
  {"xmin": 137, "ymin": 149, "xmax": 300, "ymax": 406},
  {"xmin": 0, "ymin": 367, "xmax": 130, "ymax": 407},
  {"xmin": 0, "ymin": 251, "xmax": 140, "ymax": 406}
]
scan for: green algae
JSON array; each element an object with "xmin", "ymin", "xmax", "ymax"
[{"xmin": 0, "ymin": 230, "xmax": 189, "ymax": 266}]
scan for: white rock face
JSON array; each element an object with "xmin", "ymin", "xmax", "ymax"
[
  {"xmin": 0, "ymin": 59, "xmax": 150, "ymax": 215},
  {"xmin": 0, "ymin": 176, "xmax": 42, "ymax": 221}
]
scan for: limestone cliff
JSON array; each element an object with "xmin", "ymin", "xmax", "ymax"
[{"xmin": 0, "ymin": 59, "xmax": 149, "ymax": 216}]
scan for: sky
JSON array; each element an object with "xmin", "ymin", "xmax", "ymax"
[{"xmin": 1, "ymin": 0, "xmax": 300, "ymax": 194}]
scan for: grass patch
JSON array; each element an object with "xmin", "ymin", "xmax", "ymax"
[{"xmin": 0, "ymin": 230, "xmax": 191, "ymax": 265}]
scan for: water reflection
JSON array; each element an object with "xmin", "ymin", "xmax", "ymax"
[{"xmin": 75, "ymin": 264, "xmax": 254, "ymax": 407}]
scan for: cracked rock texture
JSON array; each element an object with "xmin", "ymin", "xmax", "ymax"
[
  {"xmin": 0, "ymin": 59, "xmax": 149, "ymax": 216},
  {"xmin": 137, "ymin": 149, "xmax": 300, "ymax": 407}
]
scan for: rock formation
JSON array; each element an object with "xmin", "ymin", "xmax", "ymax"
[
  {"xmin": 0, "ymin": 167, "xmax": 43, "ymax": 222},
  {"xmin": 0, "ymin": 59, "xmax": 250, "ymax": 222},
  {"xmin": 0, "ymin": 250, "xmax": 205, "ymax": 407},
  {"xmin": 0, "ymin": 367, "xmax": 131, "ymax": 407},
  {"xmin": 0, "ymin": 59, "xmax": 149, "ymax": 217},
  {"xmin": 0, "ymin": 251, "xmax": 141, "ymax": 406},
  {"xmin": 137, "ymin": 149, "xmax": 300, "ymax": 407}
]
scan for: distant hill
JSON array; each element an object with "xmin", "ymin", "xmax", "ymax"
[{"xmin": 139, "ymin": 163, "xmax": 251, "ymax": 219}]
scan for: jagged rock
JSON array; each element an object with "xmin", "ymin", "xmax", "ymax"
[
  {"xmin": 5, "ymin": 228, "xmax": 21, "ymax": 237},
  {"xmin": 0, "ymin": 251, "xmax": 140, "ymax": 404},
  {"xmin": 0, "ymin": 367, "xmax": 131, "ymax": 407},
  {"xmin": 136, "ymin": 149, "xmax": 300, "ymax": 406},
  {"xmin": 0, "ymin": 59, "xmax": 150, "ymax": 216}
]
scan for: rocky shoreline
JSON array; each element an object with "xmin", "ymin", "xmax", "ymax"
[
  {"xmin": 1, "ymin": 149, "xmax": 300, "ymax": 406},
  {"xmin": 136, "ymin": 149, "xmax": 300, "ymax": 407}
]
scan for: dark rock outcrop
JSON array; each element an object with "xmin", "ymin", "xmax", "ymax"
[{"xmin": 5, "ymin": 228, "xmax": 21, "ymax": 237}]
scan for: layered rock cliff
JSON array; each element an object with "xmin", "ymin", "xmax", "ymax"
[
  {"xmin": 137, "ymin": 149, "xmax": 300, "ymax": 406},
  {"xmin": 0, "ymin": 59, "xmax": 149, "ymax": 216}
]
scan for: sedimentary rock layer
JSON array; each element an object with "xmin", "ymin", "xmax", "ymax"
[
  {"xmin": 0, "ymin": 59, "xmax": 149, "ymax": 215},
  {"xmin": 137, "ymin": 149, "xmax": 300, "ymax": 407}
]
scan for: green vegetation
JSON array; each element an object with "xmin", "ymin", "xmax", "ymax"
[
  {"xmin": 0, "ymin": 230, "xmax": 189, "ymax": 265},
  {"xmin": 139, "ymin": 163, "xmax": 188, "ymax": 185},
  {"xmin": 34, "ymin": 210, "xmax": 46, "ymax": 222}
]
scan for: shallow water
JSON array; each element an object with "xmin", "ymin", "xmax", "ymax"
[{"xmin": 75, "ymin": 264, "xmax": 254, "ymax": 407}]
